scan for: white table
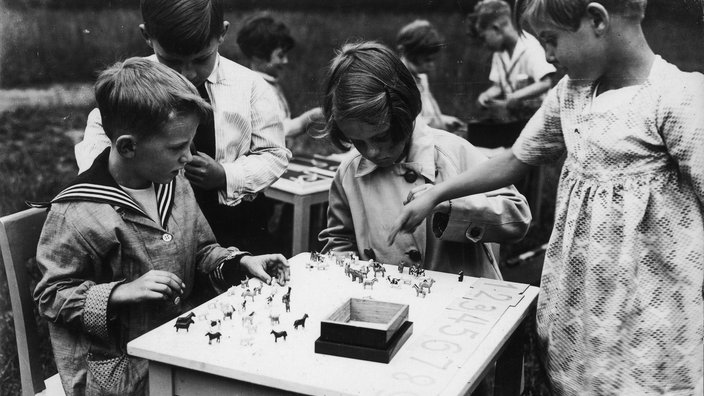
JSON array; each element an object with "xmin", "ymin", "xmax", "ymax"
[
  {"xmin": 263, "ymin": 163, "xmax": 333, "ymax": 255},
  {"xmin": 128, "ymin": 253, "xmax": 539, "ymax": 395}
]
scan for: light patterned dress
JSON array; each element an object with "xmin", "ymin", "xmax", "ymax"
[{"xmin": 513, "ymin": 56, "xmax": 704, "ymax": 395}]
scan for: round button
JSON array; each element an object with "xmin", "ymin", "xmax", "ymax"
[
  {"xmin": 162, "ymin": 233, "xmax": 173, "ymax": 242},
  {"xmin": 403, "ymin": 171, "xmax": 418, "ymax": 183}
]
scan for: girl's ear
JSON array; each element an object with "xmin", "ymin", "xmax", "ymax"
[
  {"xmin": 585, "ymin": 2, "xmax": 609, "ymax": 35},
  {"xmin": 139, "ymin": 24, "xmax": 153, "ymax": 48},
  {"xmin": 115, "ymin": 135, "xmax": 138, "ymax": 158}
]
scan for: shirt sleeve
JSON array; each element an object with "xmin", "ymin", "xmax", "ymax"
[
  {"xmin": 431, "ymin": 141, "xmax": 532, "ymax": 243},
  {"xmin": 75, "ymin": 108, "xmax": 111, "ymax": 174},
  {"xmin": 318, "ymin": 167, "xmax": 358, "ymax": 254},
  {"xmin": 488, "ymin": 53, "xmax": 501, "ymax": 84},
  {"xmin": 658, "ymin": 70, "xmax": 704, "ymax": 203},
  {"xmin": 34, "ymin": 208, "xmax": 121, "ymax": 342},
  {"xmin": 512, "ymin": 77, "xmax": 566, "ymax": 165},
  {"xmin": 221, "ymin": 78, "xmax": 291, "ymax": 204}
]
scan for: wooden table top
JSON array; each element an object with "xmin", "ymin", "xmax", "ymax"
[{"xmin": 128, "ymin": 253, "xmax": 539, "ymax": 396}]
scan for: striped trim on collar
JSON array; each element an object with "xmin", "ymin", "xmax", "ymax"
[
  {"xmin": 41, "ymin": 147, "xmax": 176, "ymax": 228},
  {"xmin": 51, "ymin": 181, "xmax": 175, "ymax": 228}
]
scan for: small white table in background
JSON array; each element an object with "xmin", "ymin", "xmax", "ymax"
[{"xmin": 128, "ymin": 253, "xmax": 539, "ymax": 396}]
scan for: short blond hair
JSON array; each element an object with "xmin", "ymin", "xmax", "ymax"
[
  {"xmin": 516, "ymin": 0, "xmax": 647, "ymax": 31},
  {"xmin": 95, "ymin": 57, "xmax": 210, "ymax": 141}
]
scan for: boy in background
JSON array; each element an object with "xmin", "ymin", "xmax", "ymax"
[
  {"xmin": 468, "ymin": 0, "xmax": 555, "ymax": 148},
  {"xmin": 75, "ymin": 0, "xmax": 290, "ymax": 253},
  {"xmin": 396, "ymin": 19, "xmax": 468, "ymax": 134},
  {"xmin": 236, "ymin": 13, "xmax": 323, "ymax": 141},
  {"xmin": 35, "ymin": 58, "xmax": 289, "ymax": 396}
]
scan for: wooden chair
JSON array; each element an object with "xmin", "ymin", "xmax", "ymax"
[{"xmin": 0, "ymin": 208, "xmax": 64, "ymax": 396}]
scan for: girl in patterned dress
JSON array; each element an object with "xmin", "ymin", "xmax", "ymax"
[{"xmin": 388, "ymin": 0, "xmax": 704, "ymax": 394}]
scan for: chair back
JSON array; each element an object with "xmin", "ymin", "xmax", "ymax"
[{"xmin": 0, "ymin": 208, "xmax": 49, "ymax": 396}]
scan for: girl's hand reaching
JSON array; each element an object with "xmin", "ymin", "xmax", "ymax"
[
  {"xmin": 110, "ymin": 270, "xmax": 185, "ymax": 305},
  {"xmin": 387, "ymin": 186, "xmax": 440, "ymax": 245}
]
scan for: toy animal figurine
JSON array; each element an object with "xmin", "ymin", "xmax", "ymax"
[
  {"xmin": 363, "ymin": 277, "xmax": 378, "ymax": 290},
  {"xmin": 387, "ymin": 275, "xmax": 401, "ymax": 288},
  {"xmin": 266, "ymin": 295, "xmax": 274, "ymax": 306},
  {"xmin": 419, "ymin": 278, "xmax": 435, "ymax": 294},
  {"xmin": 205, "ymin": 331, "xmax": 222, "ymax": 345},
  {"xmin": 174, "ymin": 312, "xmax": 195, "ymax": 332},
  {"xmin": 241, "ymin": 300, "xmax": 247, "ymax": 311},
  {"xmin": 240, "ymin": 276, "xmax": 251, "ymax": 289},
  {"xmin": 409, "ymin": 263, "xmax": 425, "ymax": 277},
  {"xmin": 350, "ymin": 268, "xmax": 366, "ymax": 283},
  {"xmin": 284, "ymin": 300, "xmax": 291, "ymax": 312},
  {"xmin": 242, "ymin": 288, "xmax": 256, "ymax": 301},
  {"xmin": 412, "ymin": 284, "xmax": 427, "ymax": 298},
  {"xmin": 209, "ymin": 320, "xmax": 221, "ymax": 330},
  {"xmin": 372, "ymin": 262, "xmax": 386, "ymax": 278},
  {"xmin": 398, "ymin": 260, "xmax": 405, "ymax": 273},
  {"xmin": 293, "ymin": 313, "xmax": 309, "ymax": 330},
  {"xmin": 252, "ymin": 284, "xmax": 263, "ymax": 295},
  {"xmin": 270, "ymin": 330, "xmax": 288, "ymax": 342},
  {"xmin": 281, "ymin": 287, "xmax": 291, "ymax": 304},
  {"xmin": 458, "ymin": 270, "xmax": 464, "ymax": 282},
  {"xmin": 220, "ymin": 304, "xmax": 235, "ymax": 320},
  {"xmin": 242, "ymin": 311, "xmax": 255, "ymax": 326},
  {"xmin": 269, "ymin": 312, "xmax": 280, "ymax": 325}
]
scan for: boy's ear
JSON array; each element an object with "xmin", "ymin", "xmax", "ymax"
[
  {"xmin": 585, "ymin": 3, "xmax": 609, "ymax": 35},
  {"xmin": 115, "ymin": 135, "xmax": 138, "ymax": 158},
  {"xmin": 139, "ymin": 24, "xmax": 154, "ymax": 49},
  {"xmin": 218, "ymin": 21, "xmax": 230, "ymax": 44}
]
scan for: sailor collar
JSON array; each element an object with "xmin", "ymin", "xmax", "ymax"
[{"xmin": 35, "ymin": 148, "xmax": 175, "ymax": 228}]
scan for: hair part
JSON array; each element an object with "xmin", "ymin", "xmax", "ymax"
[
  {"xmin": 236, "ymin": 13, "xmax": 296, "ymax": 60},
  {"xmin": 317, "ymin": 41, "xmax": 421, "ymax": 151},
  {"xmin": 141, "ymin": 0, "xmax": 225, "ymax": 55},
  {"xmin": 396, "ymin": 19, "xmax": 444, "ymax": 63},
  {"xmin": 515, "ymin": 0, "xmax": 647, "ymax": 31},
  {"xmin": 95, "ymin": 57, "xmax": 211, "ymax": 141}
]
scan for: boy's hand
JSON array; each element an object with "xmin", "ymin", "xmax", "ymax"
[
  {"xmin": 442, "ymin": 115, "xmax": 468, "ymax": 134},
  {"xmin": 387, "ymin": 190, "xmax": 438, "ymax": 246},
  {"xmin": 109, "ymin": 270, "xmax": 185, "ymax": 305},
  {"xmin": 240, "ymin": 254, "xmax": 290, "ymax": 285},
  {"xmin": 185, "ymin": 152, "xmax": 226, "ymax": 190}
]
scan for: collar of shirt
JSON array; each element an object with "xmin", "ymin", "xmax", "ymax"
[
  {"xmin": 46, "ymin": 147, "xmax": 176, "ymax": 228},
  {"xmin": 353, "ymin": 120, "xmax": 437, "ymax": 183},
  {"xmin": 255, "ymin": 71, "xmax": 279, "ymax": 86}
]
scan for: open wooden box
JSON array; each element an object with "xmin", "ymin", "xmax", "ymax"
[{"xmin": 315, "ymin": 298, "xmax": 413, "ymax": 363}]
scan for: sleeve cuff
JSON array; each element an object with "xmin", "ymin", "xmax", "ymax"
[
  {"xmin": 210, "ymin": 250, "xmax": 251, "ymax": 290},
  {"xmin": 83, "ymin": 281, "xmax": 123, "ymax": 341}
]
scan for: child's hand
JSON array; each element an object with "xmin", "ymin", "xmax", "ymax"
[
  {"xmin": 442, "ymin": 115, "xmax": 468, "ymax": 133},
  {"xmin": 403, "ymin": 183, "xmax": 434, "ymax": 205},
  {"xmin": 185, "ymin": 152, "xmax": 226, "ymax": 190},
  {"xmin": 240, "ymin": 254, "xmax": 290, "ymax": 285},
  {"xmin": 387, "ymin": 188, "xmax": 439, "ymax": 246},
  {"xmin": 109, "ymin": 270, "xmax": 185, "ymax": 305}
]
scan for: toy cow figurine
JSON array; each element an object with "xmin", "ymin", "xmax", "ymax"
[{"xmin": 174, "ymin": 312, "xmax": 195, "ymax": 332}]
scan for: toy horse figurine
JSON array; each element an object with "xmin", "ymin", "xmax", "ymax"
[
  {"xmin": 174, "ymin": 312, "xmax": 196, "ymax": 332},
  {"xmin": 241, "ymin": 288, "xmax": 256, "ymax": 301},
  {"xmin": 363, "ymin": 277, "xmax": 378, "ymax": 290},
  {"xmin": 242, "ymin": 311, "xmax": 255, "ymax": 326},
  {"xmin": 293, "ymin": 313, "xmax": 309, "ymax": 330},
  {"xmin": 419, "ymin": 278, "xmax": 435, "ymax": 294},
  {"xmin": 270, "ymin": 330, "xmax": 288, "ymax": 342},
  {"xmin": 205, "ymin": 331, "xmax": 222, "ymax": 344},
  {"xmin": 412, "ymin": 284, "xmax": 427, "ymax": 298}
]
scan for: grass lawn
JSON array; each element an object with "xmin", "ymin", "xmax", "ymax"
[{"xmin": 0, "ymin": 103, "xmax": 559, "ymax": 395}]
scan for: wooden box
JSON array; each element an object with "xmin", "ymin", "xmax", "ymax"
[{"xmin": 318, "ymin": 298, "xmax": 409, "ymax": 349}]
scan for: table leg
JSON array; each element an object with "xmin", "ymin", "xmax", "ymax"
[
  {"xmin": 292, "ymin": 196, "xmax": 312, "ymax": 255},
  {"xmin": 493, "ymin": 321, "xmax": 526, "ymax": 396},
  {"xmin": 149, "ymin": 361, "xmax": 174, "ymax": 396}
]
